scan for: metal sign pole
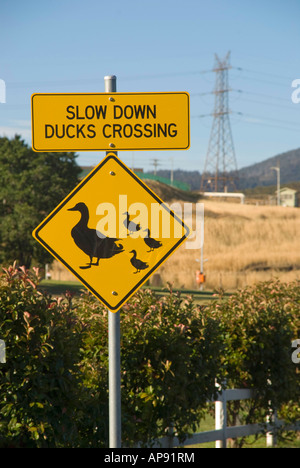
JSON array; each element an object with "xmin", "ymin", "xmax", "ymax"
[{"xmin": 104, "ymin": 75, "xmax": 121, "ymax": 448}]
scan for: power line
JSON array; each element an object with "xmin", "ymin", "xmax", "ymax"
[
  {"xmin": 233, "ymin": 95, "xmax": 300, "ymax": 112},
  {"xmin": 232, "ymin": 113, "xmax": 300, "ymax": 132},
  {"xmin": 192, "ymin": 88, "xmax": 293, "ymax": 103},
  {"xmin": 229, "ymin": 72, "xmax": 292, "ymax": 88},
  {"xmin": 235, "ymin": 67, "xmax": 296, "ymax": 82},
  {"xmin": 150, "ymin": 158, "xmax": 162, "ymax": 175},
  {"xmin": 195, "ymin": 109, "xmax": 300, "ymax": 131},
  {"xmin": 6, "ymin": 69, "xmax": 214, "ymax": 89},
  {"xmin": 4, "ymin": 64, "xmax": 297, "ymax": 90}
]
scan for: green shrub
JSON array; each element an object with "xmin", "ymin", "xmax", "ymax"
[
  {"xmin": 0, "ymin": 263, "xmax": 84, "ymax": 447},
  {"xmin": 75, "ymin": 285, "xmax": 224, "ymax": 447},
  {"xmin": 209, "ymin": 280, "xmax": 300, "ymax": 446},
  {"xmin": 0, "ymin": 264, "xmax": 299, "ymax": 448}
]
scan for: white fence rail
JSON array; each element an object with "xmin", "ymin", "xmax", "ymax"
[{"xmin": 154, "ymin": 388, "xmax": 300, "ymax": 448}]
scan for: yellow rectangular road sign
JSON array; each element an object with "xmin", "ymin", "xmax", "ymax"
[
  {"xmin": 31, "ymin": 92, "xmax": 190, "ymax": 152},
  {"xmin": 32, "ymin": 153, "xmax": 190, "ymax": 312}
]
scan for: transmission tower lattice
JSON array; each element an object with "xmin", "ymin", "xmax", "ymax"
[{"xmin": 200, "ymin": 52, "xmax": 239, "ymax": 192}]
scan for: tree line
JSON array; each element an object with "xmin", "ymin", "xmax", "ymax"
[{"xmin": 0, "ymin": 135, "xmax": 81, "ymax": 268}]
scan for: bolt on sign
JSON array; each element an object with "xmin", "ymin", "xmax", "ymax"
[
  {"xmin": 32, "ymin": 153, "xmax": 190, "ymax": 312},
  {"xmin": 31, "ymin": 92, "xmax": 190, "ymax": 152}
]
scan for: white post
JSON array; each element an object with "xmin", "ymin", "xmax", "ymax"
[
  {"xmin": 215, "ymin": 386, "xmax": 227, "ymax": 448},
  {"xmin": 271, "ymin": 166, "xmax": 280, "ymax": 206},
  {"xmin": 266, "ymin": 409, "xmax": 278, "ymax": 447},
  {"xmin": 104, "ymin": 75, "xmax": 122, "ymax": 449},
  {"xmin": 0, "ymin": 339, "xmax": 6, "ymax": 363},
  {"xmin": 170, "ymin": 157, "xmax": 174, "ymax": 186},
  {"xmin": 200, "ymin": 245, "xmax": 204, "ymax": 292}
]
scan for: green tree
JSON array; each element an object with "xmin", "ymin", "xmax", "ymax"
[{"xmin": 0, "ymin": 135, "xmax": 81, "ymax": 268}]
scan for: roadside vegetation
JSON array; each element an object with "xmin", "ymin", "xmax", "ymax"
[{"xmin": 0, "ymin": 264, "xmax": 298, "ymax": 447}]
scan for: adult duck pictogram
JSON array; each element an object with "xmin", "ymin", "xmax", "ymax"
[
  {"xmin": 123, "ymin": 211, "xmax": 141, "ymax": 235},
  {"xmin": 129, "ymin": 250, "xmax": 149, "ymax": 274},
  {"xmin": 143, "ymin": 228, "xmax": 162, "ymax": 252},
  {"xmin": 68, "ymin": 202, "xmax": 124, "ymax": 269}
]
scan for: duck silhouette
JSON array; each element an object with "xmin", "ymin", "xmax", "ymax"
[
  {"xmin": 123, "ymin": 212, "xmax": 141, "ymax": 235},
  {"xmin": 129, "ymin": 250, "xmax": 149, "ymax": 274},
  {"xmin": 143, "ymin": 228, "xmax": 162, "ymax": 252},
  {"xmin": 68, "ymin": 202, "xmax": 124, "ymax": 269}
]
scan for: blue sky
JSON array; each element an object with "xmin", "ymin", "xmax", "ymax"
[{"xmin": 1, "ymin": 0, "xmax": 300, "ymax": 175}]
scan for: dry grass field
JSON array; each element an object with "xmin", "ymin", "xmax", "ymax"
[
  {"xmin": 49, "ymin": 185, "xmax": 300, "ymax": 292},
  {"xmin": 157, "ymin": 199, "xmax": 300, "ymax": 291}
]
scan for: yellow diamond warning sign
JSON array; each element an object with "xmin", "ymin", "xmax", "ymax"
[
  {"xmin": 31, "ymin": 92, "xmax": 190, "ymax": 151},
  {"xmin": 32, "ymin": 153, "xmax": 190, "ymax": 311}
]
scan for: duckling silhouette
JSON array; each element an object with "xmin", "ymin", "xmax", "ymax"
[
  {"xmin": 123, "ymin": 212, "xmax": 141, "ymax": 236},
  {"xmin": 68, "ymin": 202, "xmax": 124, "ymax": 269},
  {"xmin": 143, "ymin": 228, "xmax": 162, "ymax": 252},
  {"xmin": 129, "ymin": 250, "xmax": 149, "ymax": 274}
]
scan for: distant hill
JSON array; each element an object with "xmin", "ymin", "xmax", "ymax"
[
  {"xmin": 140, "ymin": 179, "xmax": 200, "ymax": 203},
  {"xmin": 79, "ymin": 148, "xmax": 300, "ymax": 192},
  {"xmin": 153, "ymin": 148, "xmax": 300, "ymax": 191},
  {"xmin": 150, "ymin": 169, "xmax": 202, "ymax": 191},
  {"xmin": 237, "ymin": 148, "xmax": 300, "ymax": 189}
]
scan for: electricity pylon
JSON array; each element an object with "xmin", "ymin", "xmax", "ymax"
[{"xmin": 200, "ymin": 52, "xmax": 239, "ymax": 192}]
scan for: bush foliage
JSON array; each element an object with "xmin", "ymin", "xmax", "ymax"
[
  {"xmin": 0, "ymin": 264, "xmax": 299, "ymax": 447},
  {"xmin": 208, "ymin": 281, "xmax": 300, "ymax": 446},
  {"xmin": 0, "ymin": 263, "xmax": 84, "ymax": 447}
]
